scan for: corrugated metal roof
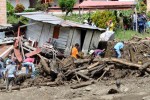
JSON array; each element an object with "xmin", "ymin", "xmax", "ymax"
[{"xmin": 16, "ymin": 12, "xmax": 105, "ymax": 31}]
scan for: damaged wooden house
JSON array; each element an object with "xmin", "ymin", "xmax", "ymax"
[{"xmin": 16, "ymin": 12, "xmax": 105, "ymax": 56}]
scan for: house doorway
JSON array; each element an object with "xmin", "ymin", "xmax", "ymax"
[{"xmin": 80, "ymin": 29, "xmax": 87, "ymax": 50}]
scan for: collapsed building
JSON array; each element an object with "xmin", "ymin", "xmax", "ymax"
[{"xmin": 15, "ymin": 12, "xmax": 105, "ymax": 56}]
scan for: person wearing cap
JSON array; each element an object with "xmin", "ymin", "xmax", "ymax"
[
  {"xmin": 5, "ymin": 61, "xmax": 16, "ymax": 92},
  {"xmin": 114, "ymin": 41, "xmax": 124, "ymax": 58},
  {"xmin": 71, "ymin": 43, "xmax": 80, "ymax": 59},
  {"xmin": 89, "ymin": 49, "xmax": 105, "ymax": 57}
]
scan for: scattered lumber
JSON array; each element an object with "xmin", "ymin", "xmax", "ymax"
[{"xmin": 70, "ymin": 81, "xmax": 94, "ymax": 89}]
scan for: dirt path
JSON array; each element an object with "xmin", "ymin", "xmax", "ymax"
[{"xmin": 0, "ymin": 77, "xmax": 150, "ymax": 100}]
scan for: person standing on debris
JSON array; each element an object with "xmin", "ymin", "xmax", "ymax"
[
  {"xmin": 71, "ymin": 43, "xmax": 79, "ymax": 59},
  {"xmin": 114, "ymin": 41, "xmax": 124, "ymax": 58},
  {"xmin": 22, "ymin": 57, "xmax": 35, "ymax": 78},
  {"xmin": 5, "ymin": 61, "xmax": 16, "ymax": 92}
]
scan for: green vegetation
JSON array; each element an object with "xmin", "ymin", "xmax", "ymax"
[
  {"xmin": 91, "ymin": 10, "xmax": 117, "ymax": 28},
  {"xmin": 7, "ymin": 1, "xmax": 32, "ymax": 24},
  {"xmin": 136, "ymin": 0, "xmax": 147, "ymax": 13},
  {"xmin": 58, "ymin": 0, "xmax": 76, "ymax": 16},
  {"xmin": 61, "ymin": 13, "xmax": 90, "ymax": 23},
  {"xmin": 35, "ymin": 2, "xmax": 49, "ymax": 11},
  {"xmin": 115, "ymin": 29, "xmax": 150, "ymax": 41}
]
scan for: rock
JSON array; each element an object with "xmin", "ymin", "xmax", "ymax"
[
  {"xmin": 85, "ymin": 86, "xmax": 92, "ymax": 91},
  {"xmin": 119, "ymin": 86, "xmax": 129, "ymax": 92},
  {"xmin": 108, "ymin": 88, "xmax": 119, "ymax": 94}
]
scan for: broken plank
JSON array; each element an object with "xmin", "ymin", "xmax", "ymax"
[
  {"xmin": 0, "ymin": 45, "xmax": 13, "ymax": 58},
  {"xmin": 25, "ymin": 48, "xmax": 41, "ymax": 57},
  {"xmin": 87, "ymin": 62, "xmax": 100, "ymax": 69},
  {"xmin": 14, "ymin": 47, "xmax": 23, "ymax": 62},
  {"xmin": 75, "ymin": 72, "xmax": 90, "ymax": 80}
]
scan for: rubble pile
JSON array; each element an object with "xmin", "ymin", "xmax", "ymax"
[
  {"xmin": 105, "ymin": 36, "xmax": 150, "ymax": 63},
  {"xmin": 1, "ymin": 37, "xmax": 150, "ymax": 91}
]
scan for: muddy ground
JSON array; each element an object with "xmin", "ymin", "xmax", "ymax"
[{"xmin": 0, "ymin": 77, "xmax": 150, "ymax": 100}]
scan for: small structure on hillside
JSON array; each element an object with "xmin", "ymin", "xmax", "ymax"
[{"xmin": 16, "ymin": 12, "xmax": 105, "ymax": 55}]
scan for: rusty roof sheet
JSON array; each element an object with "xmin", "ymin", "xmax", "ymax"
[{"xmin": 16, "ymin": 12, "xmax": 105, "ymax": 31}]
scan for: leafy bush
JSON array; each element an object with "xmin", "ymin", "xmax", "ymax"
[
  {"xmin": 120, "ymin": 10, "xmax": 133, "ymax": 17},
  {"xmin": 61, "ymin": 13, "xmax": 90, "ymax": 23},
  {"xmin": 91, "ymin": 10, "xmax": 117, "ymax": 28},
  {"xmin": 7, "ymin": 15, "xmax": 19, "ymax": 24},
  {"xmin": 24, "ymin": 8, "xmax": 36, "ymax": 12},
  {"xmin": 35, "ymin": 2, "xmax": 49, "ymax": 11},
  {"xmin": 15, "ymin": 4, "xmax": 25, "ymax": 13},
  {"xmin": 7, "ymin": 1, "xmax": 15, "ymax": 15},
  {"xmin": 58, "ymin": 0, "xmax": 76, "ymax": 16}
]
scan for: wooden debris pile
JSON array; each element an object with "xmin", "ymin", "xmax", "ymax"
[
  {"xmin": 19, "ymin": 56, "xmax": 150, "ymax": 89},
  {"xmin": 105, "ymin": 37, "xmax": 150, "ymax": 64},
  {"xmin": 1, "ymin": 37, "xmax": 150, "ymax": 91}
]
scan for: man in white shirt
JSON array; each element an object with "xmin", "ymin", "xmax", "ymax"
[{"xmin": 132, "ymin": 12, "xmax": 137, "ymax": 31}]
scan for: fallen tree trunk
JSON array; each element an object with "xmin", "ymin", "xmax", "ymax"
[
  {"xmin": 70, "ymin": 81, "xmax": 94, "ymax": 89},
  {"xmin": 75, "ymin": 58, "xmax": 141, "ymax": 69},
  {"xmin": 37, "ymin": 54, "xmax": 51, "ymax": 74}
]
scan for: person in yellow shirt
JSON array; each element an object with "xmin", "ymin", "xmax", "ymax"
[
  {"xmin": 71, "ymin": 43, "xmax": 79, "ymax": 59},
  {"xmin": 107, "ymin": 20, "xmax": 114, "ymax": 31}
]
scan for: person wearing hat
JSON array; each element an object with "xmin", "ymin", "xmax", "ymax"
[
  {"xmin": 71, "ymin": 43, "xmax": 80, "ymax": 59},
  {"xmin": 89, "ymin": 49, "xmax": 105, "ymax": 57}
]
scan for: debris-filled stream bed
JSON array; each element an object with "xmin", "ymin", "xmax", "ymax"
[{"xmin": 0, "ymin": 36, "xmax": 150, "ymax": 100}]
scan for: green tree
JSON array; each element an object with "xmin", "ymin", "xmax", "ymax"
[
  {"xmin": 7, "ymin": 1, "xmax": 15, "ymax": 15},
  {"xmin": 58, "ymin": 0, "xmax": 76, "ymax": 16},
  {"xmin": 91, "ymin": 10, "xmax": 117, "ymax": 29},
  {"xmin": 136, "ymin": 0, "xmax": 147, "ymax": 13}
]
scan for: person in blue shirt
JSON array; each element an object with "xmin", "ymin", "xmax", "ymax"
[{"xmin": 114, "ymin": 41, "xmax": 124, "ymax": 58}]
